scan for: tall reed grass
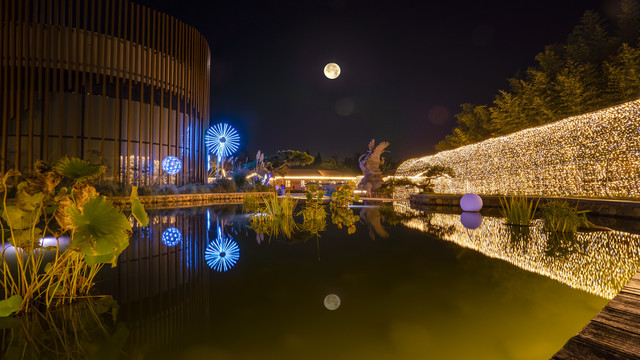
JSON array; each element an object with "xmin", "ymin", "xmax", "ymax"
[{"xmin": 499, "ymin": 195, "xmax": 539, "ymax": 226}]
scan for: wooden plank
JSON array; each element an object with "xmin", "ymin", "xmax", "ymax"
[
  {"xmin": 591, "ymin": 308, "xmax": 640, "ymax": 336},
  {"xmin": 553, "ymin": 336, "xmax": 640, "ymax": 360},
  {"xmin": 605, "ymin": 292, "xmax": 640, "ymax": 317},
  {"xmin": 576, "ymin": 321, "xmax": 640, "ymax": 357}
]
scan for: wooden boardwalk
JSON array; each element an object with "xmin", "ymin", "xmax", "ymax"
[{"xmin": 552, "ymin": 271, "xmax": 640, "ymax": 359}]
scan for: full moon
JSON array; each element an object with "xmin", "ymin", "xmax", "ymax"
[
  {"xmin": 324, "ymin": 63, "xmax": 341, "ymax": 79},
  {"xmin": 324, "ymin": 294, "xmax": 341, "ymax": 310}
]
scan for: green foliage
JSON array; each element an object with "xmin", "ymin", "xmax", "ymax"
[
  {"xmin": 53, "ymin": 156, "xmax": 106, "ymax": 183},
  {"xmin": 233, "ymin": 168, "xmax": 249, "ymax": 189},
  {"xmin": 298, "ymin": 185, "xmax": 327, "ymax": 236},
  {"xmin": 499, "ymin": 196, "xmax": 540, "ymax": 226},
  {"xmin": 329, "ymin": 183, "xmax": 360, "ymax": 234},
  {"xmin": 1, "ymin": 296, "xmax": 128, "ymax": 358},
  {"xmin": 263, "ymin": 150, "xmax": 314, "ymax": 176},
  {"xmin": 0, "ymin": 158, "xmax": 147, "ymax": 314},
  {"xmin": 242, "ymin": 193, "xmax": 262, "ymax": 213},
  {"xmin": 330, "ymin": 206, "xmax": 359, "ymax": 234},
  {"xmin": 0, "ymin": 295, "xmax": 22, "ymax": 317},
  {"xmin": 330, "ymin": 182, "xmax": 359, "ymax": 208},
  {"xmin": 130, "ymin": 186, "xmax": 149, "ymax": 227},
  {"xmin": 540, "ymin": 200, "xmax": 590, "ymax": 232},
  {"xmin": 248, "ymin": 193, "xmax": 298, "ymax": 241},
  {"xmin": 211, "ymin": 178, "xmax": 237, "ymax": 193},
  {"xmin": 69, "ymin": 196, "xmax": 132, "ymax": 267},
  {"xmin": 437, "ymin": 6, "xmax": 640, "ymax": 150}
]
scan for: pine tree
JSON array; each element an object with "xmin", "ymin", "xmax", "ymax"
[{"xmin": 605, "ymin": 43, "xmax": 640, "ymax": 102}]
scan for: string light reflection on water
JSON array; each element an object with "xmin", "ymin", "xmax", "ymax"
[
  {"xmin": 394, "ymin": 202, "xmax": 640, "ymax": 299},
  {"xmin": 205, "ymin": 227, "xmax": 240, "ymax": 272}
]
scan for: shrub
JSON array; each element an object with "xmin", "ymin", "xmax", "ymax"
[{"xmin": 540, "ymin": 200, "xmax": 589, "ymax": 232}]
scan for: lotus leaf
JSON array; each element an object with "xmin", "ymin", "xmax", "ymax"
[
  {"xmin": 54, "ymin": 157, "xmax": 106, "ymax": 183},
  {"xmin": 69, "ymin": 196, "xmax": 131, "ymax": 267},
  {"xmin": 16, "ymin": 182, "xmax": 45, "ymax": 212},
  {"xmin": 130, "ymin": 186, "xmax": 149, "ymax": 227},
  {"xmin": 0, "ymin": 295, "xmax": 22, "ymax": 317},
  {"xmin": 2, "ymin": 205, "xmax": 35, "ymax": 230}
]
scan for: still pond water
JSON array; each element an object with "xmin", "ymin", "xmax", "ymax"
[{"xmin": 4, "ymin": 201, "xmax": 640, "ymax": 359}]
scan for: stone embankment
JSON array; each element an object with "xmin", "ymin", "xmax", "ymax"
[
  {"xmin": 109, "ymin": 192, "xmax": 271, "ymax": 209},
  {"xmin": 410, "ymin": 194, "xmax": 640, "ymax": 219}
]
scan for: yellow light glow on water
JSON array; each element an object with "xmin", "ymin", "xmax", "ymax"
[
  {"xmin": 394, "ymin": 202, "xmax": 640, "ymax": 299},
  {"xmin": 395, "ymin": 99, "xmax": 640, "ymax": 198}
]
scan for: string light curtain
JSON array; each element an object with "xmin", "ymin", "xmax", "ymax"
[{"xmin": 396, "ymin": 100, "xmax": 640, "ymax": 198}]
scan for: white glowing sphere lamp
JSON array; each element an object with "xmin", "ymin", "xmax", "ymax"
[{"xmin": 460, "ymin": 193, "xmax": 483, "ymax": 212}]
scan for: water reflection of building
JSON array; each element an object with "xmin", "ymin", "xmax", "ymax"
[
  {"xmin": 104, "ymin": 210, "xmax": 210, "ymax": 351},
  {"xmin": 394, "ymin": 202, "xmax": 640, "ymax": 299},
  {"xmin": 271, "ymin": 169, "xmax": 358, "ymax": 190},
  {"xmin": 0, "ymin": 0, "xmax": 210, "ymax": 184}
]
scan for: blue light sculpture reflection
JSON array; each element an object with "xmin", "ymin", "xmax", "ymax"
[
  {"xmin": 162, "ymin": 227, "xmax": 183, "ymax": 247},
  {"xmin": 205, "ymin": 228, "xmax": 240, "ymax": 272},
  {"xmin": 162, "ymin": 156, "xmax": 182, "ymax": 175}
]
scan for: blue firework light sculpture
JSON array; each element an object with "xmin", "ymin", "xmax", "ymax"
[
  {"xmin": 162, "ymin": 227, "xmax": 183, "ymax": 247},
  {"xmin": 205, "ymin": 123, "xmax": 240, "ymax": 160},
  {"xmin": 205, "ymin": 227, "xmax": 240, "ymax": 272},
  {"xmin": 162, "ymin": 156, "xmax": 182, "ymax": 175}
]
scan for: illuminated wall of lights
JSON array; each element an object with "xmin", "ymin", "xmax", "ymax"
[
  {"xmin": 394, "ymin": 203, "xmax": 640, "ymax": 299},
  {"xmin": 395, "ymin": 100, "xmax": 640, "ymax": 197}
]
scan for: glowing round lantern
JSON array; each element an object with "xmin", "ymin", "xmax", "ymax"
[
  {"xmin": 460, "ymin": 212, "xmax": 483, "ymax": 230},
  {"xmin": 162, "ymin": 156, "xmax": 182, "ymax": 175},
  {"xmin": 162, "ymin": 227, "xmax": 182, "ymax": 247},
  {"xmin": 460, "ymin": 193, "xmax": 483, "ymax": 212}
]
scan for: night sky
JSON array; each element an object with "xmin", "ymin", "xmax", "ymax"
[{"xmin": 139, "ymin": 0, "xmax": 612, "ymax": 162}]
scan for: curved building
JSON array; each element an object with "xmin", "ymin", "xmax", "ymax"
[{"xmin": 0, "ymin": 0, "xmax": 210, "ymax": 185}]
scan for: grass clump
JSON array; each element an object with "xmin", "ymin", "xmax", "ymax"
[
  {"xmin": 500, "ymin": 195, "xmax": 539, "ymax": 226},
  {"xmin": 298, "ymin": 185, "xmax": 327, "ymax": 236},
  {"xmin": 249, "ymin": 192, "xmax": 298, "ymax": 240}
]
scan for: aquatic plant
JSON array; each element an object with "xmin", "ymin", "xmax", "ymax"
[
  {"xmin": 242, "ymin": 193, "xmax": 262, "ymax": 213},
  {"xmin": 499, "ymin": 195, "xmax": 540, "ymax": 226},
  {"xmin": 330, "ymin": 182, "xmax": 359, "ymax": 208},
  {"xmin": 540, "ymin": 200, "xmax": 589, "ymax": 232},
  {"xmin": 331, "ymin": 206, "xmax": 360, "ymax": 234},
  {"xmin": 1, "ymin": 295, "xmax": 127, "ymax": 359},
  {"xmin": 0, "ymin": 157, "xmax": 148, "ymax": 315},
  {"xmin": 298, "ymin": 185, "xmax": 327, "ymax": 236},
  {"xmin": 329, "ymin": 182, "xmax": 360, "ymax": 234},
  {"xmin": 249, "ymin": 192, "xmax": 298, "ymax": 240}
]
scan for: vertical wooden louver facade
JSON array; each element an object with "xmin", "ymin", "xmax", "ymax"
[{"xmin": 0, "ymin": 0, "xmax": 210, "ymax": 185}]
